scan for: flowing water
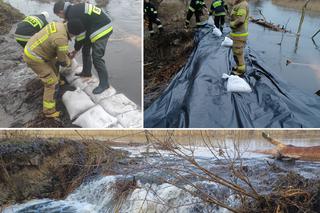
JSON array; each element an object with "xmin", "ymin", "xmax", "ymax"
[
  {"xmin": 248, "ymin": 0, "xmax": 320, "ymax": 94},
  {"xmin": 4, "ymin": 137, "xmax": 320, "ymax": 213},
  {"xmin": 4, "ymin": 0, "xmax": 142, "ymax": 106}
]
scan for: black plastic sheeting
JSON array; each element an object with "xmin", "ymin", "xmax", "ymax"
[{"xmin": 144, "ymin": 25, "xmax": 320, "ymax": 128}]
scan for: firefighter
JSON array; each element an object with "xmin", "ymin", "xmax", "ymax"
[
  {"xmin": 230, "ymin": 0, "xmax": 249, "ymax": 76},
  {"xmin": 14, "ymin": 12, "xmax": 49, "ymax": 48},
  {"xmin": 144, "ymin": 0, "xmax": 163, "ymax": 37},
  {"xmin": 209, "ymin": 0, "xmax": 228, "ymax": 32},
  {"xmin": 53, "ymin": 1, "xmax": 113, "ymax": 94},
  {"xmin": 185, "ymin": 0, "xmax": 208, "ymax": 28},
  {"xmin": 23, "ymin": 21, "xmax": 78, "ymax": 118}
]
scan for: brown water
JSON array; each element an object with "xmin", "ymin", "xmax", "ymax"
[{"xmin": 4, "ymin": 0, "xmax": 142, "ymax": 106}]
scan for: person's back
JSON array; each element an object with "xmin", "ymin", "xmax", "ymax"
[
  {"xmin": 15, "ymin": 12, "xmax": 49, "ymax": 47},
  {"xmin": 64, "ymin": 3, "xmax": 112, "ymax": 41},
  {"xmin": 25, "ymin": 22, "xmax": 69, "ymax": 63}
]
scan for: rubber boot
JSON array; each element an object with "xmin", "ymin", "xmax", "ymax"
[
  {"xmin": 76, "ymin": 44, "xmax": 92, "ymax": 77},
  {"xmin": 93, "ymin": 70, "xmax": 110, "ymax": 94},
  {"xmin": 45, "ymin": 111, "xmax": 60, "ymax": 118}
]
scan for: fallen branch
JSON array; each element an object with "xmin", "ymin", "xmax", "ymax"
[
  {"xmin": 254, "ymin": 132, "xmax": 320, "ymax": 161},
  {"xmin": 249, "ymin": 17, "xmax": 293, "ymax": 34}
]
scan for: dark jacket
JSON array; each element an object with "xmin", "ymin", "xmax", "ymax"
[
  {"xmin": 189, "ymin": 0, "xmax": 207, "ymax": 12},
  {"xmin": 210, "ymin": 0, "xmax": 227, "ymax": 16},
  {"xmin": 15, "ymin": 14, "xmax": 48, "ymax": 47},
  {"xmin": 144, "ymin": 2, "xmax": 158, "ymax": 20},
  {"xmin": 64, "ymin": 3, "xmax": 113, "ymax": 51}
]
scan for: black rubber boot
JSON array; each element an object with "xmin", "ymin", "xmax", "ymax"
[
  {"xmin": 93, "ymin": 77, "xmax": 110, "ymax": 94},
  {"xmin": 76, "ymin": 43, "xmax": 92, "ymax": 77}
]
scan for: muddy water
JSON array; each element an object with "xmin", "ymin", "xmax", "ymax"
[
  {"xmin": 248, "ymin": 0, "xmax": 320, "ymax": 94},
  {"xmin": 4, "ymin": 0, "xmax": 142, "ymax": 106},
  {"xmin": 4, "ymin": 138, "xmax": 320, "ymax": 213}
]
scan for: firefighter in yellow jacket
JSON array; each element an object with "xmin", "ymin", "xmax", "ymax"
[
  {"xmin": 230, "ymin": 0, "xmax": 249, "ymax": 76},
  {"xmin": 23, "ymin": 21, "xmax": 82, "ymax": 118}
]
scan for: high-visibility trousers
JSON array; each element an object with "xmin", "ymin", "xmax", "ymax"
[
  {"xmin": 23, "ymin": 54, "xmax": 59, "ymax": 115},
  {"xmin": 231, "ymin": 36, "xmax": 247, "ymax": 75}
]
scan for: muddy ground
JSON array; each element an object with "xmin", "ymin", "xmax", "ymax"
[{"xmin": 0, "ymin": 137, "xmax": 128, "ymax": 208}]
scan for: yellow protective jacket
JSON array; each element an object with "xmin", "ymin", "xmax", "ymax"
[
  {"xmin": 230, "ymin": 0, "xmax": 249, "ymax": 39},
  {"xmin": 24, "ymin": 22, "xmax": 71, "ymax": 67}
]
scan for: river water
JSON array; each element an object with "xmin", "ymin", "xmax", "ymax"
[
  {"xmin": 4, "ymin": 137, "xmax": 320, "ymax": 213},
  {"xmin": 4, "ymin": 0, "xmax": 142, "ymax": 106},
  {"xmin": 248, "ymin": 0, "xmax": 320, "ymax": 95}
]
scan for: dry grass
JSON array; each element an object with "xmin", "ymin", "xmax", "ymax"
[{"xmin": 1, "ymin": 130, "xmax": 320, "ymax": 144}]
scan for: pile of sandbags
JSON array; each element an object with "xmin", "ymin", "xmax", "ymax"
[{"xmin": 61, "ymin": 60, "xmax": 142, "ymax": 128}]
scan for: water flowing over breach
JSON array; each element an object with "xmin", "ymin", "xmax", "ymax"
[{"xmin": 144, "ymin": 25, "xmax": 320, "ymax": 128}]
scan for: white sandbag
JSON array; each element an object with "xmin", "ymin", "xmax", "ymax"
[
  {"xmin": 221, "ymin": 37, "xmax": 233, "ymax": 47},
  {"xmin": 84, "ymin": 82, "xmax": 116, "ymax": 103},
  {"xmin": 72, "ymin": 105, "xmax": 118, "ymax": 128},
  {"xmin": 64, "ymin": 72, "xmax": 80, "ymax": 84},
  {"xmin": 72, "ymin": 78, "xmax": 90, "ymax": 90},
  {"xmin": 63, "ymin": 63, "xmax": 83, "ymax": 84},
  {"xmin": 222, "ymin": 73, "xmax": 252, "ymax": 93},
  {"xmin": 212, "ymin": 27, "xmax": 222, "ymax": 37},
  {"xmin": 116, "ymin": 110, "xmax": 142, "ymax": 128},
  {"xmin": 100, "ymin": 93, "xmax": 137, "ymax": 116},
  {"xmin": 207, "ymin": 16, "xmax": 215, "ymax": 27},
  {"xmin": 60, "ymin": 59, "xmax": 80, "ymax": 75},
  {"xmin": 62, "ymin": 88, "xmax": 96, "ymax": 120}
]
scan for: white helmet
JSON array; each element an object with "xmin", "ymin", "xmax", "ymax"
[{"xmin": 41, "ymin": 11, "xmax": 50, "ymax": 20}]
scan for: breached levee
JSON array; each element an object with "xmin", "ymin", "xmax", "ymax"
[{"xmin": 61, "ymin": 59, "xmax": 142, "ymax": 128}]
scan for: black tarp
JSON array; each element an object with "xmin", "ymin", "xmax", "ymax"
[{"xmin": 144, "ymin": 25, "xmax": 320, "ymax": 128}]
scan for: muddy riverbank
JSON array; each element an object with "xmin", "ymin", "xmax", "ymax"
[
  {"xmin": 0, "ymin": 137, "xmax": 127, "ymax": 208},
  {"xmin": 2, "ymin": 134, "xmax": 320, "ymax": 212}
]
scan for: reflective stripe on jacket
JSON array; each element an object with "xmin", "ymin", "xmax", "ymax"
[
  {"xmin": 189, "ymin": 0, "xmax": 207, "ymax": 12},
  {"xmin": 65, "ymin": 3, "xmax": 112, "ymax": 50},
  {"xmin": 230, "ymin": 0, "xmax": 249, "ymax": 38},
  {"xmin": 210, "ymin": 0, "xmax": 226, "ymax": 16},
  {"xmin": 15, "ymin": 14, "xmax": 48, "ymax": 44},
  {"xmin": 24, "ymin": 22, "xmax": 71, "ymax": 66}
]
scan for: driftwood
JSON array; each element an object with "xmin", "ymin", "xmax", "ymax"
[
  {"xmin": 250, "ymin": 17, "xmax": 292, "ymax": 33},
  {"xmin": 255, "ymin": 133, "xmax": 320, "ymax": 161}
]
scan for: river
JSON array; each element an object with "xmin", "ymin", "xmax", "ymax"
[
  {"xmin": 4, "ymin": 136, "xmax": 320, "ymax": 212},
  {"xmin": 248, "ymin": 0, "xmax": 320, "ymax": 95}
]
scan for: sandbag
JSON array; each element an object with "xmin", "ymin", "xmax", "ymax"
[
  {"xmin": 100, "ymin": 93, "xmax": 137, "ymax": 116},
  {"xmin": 221, "ymin": 37, "xmax": 233, "ymax": 47},
  {"xmin": 212, "ymin": 27, "xmax": 222, "ymax": 37},
  {"xmin": 62, "ymin": 88, "xmax": 95, "ymax": 120},
  {"xmin": 117, "ymin": 110, "xmax": 142, "ymax": 128},
  {"xmin": 84, "ymin": 82, "xmax": 116, "ymax": 103},
  {"xmin": 72, "ymin": 78, "xmax": 90, "ymax": 90},
  {"xmin": 207, "ymin": 16, "xmax": 215, "ymax": 27},
  {"xmin": 72, "ymin": 105, "xmax": 118, "ymax": 128},
  {"xmin": 222, "ymin": 73, "xmax": 252, "ymax": 93}
]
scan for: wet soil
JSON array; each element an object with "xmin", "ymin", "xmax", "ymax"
[
  {"xmin": 144, "ymin": 0, "xmax": 197, "ymax": 109},
  {"xmin": 0, "ymin": 138, "xmax": 128, "ymax": 207},
  {"xmin": 0, "ymin": 0, "xmax": 23, "ymax": 35}
]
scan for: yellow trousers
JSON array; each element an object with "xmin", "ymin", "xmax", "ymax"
[
  {"xmin": 231, "ymin": 37, "xmax": 247, "ymax": 75},
  {"xmin": 23, "ymin": 55, "xmax": 59, "ymax": 115}
]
